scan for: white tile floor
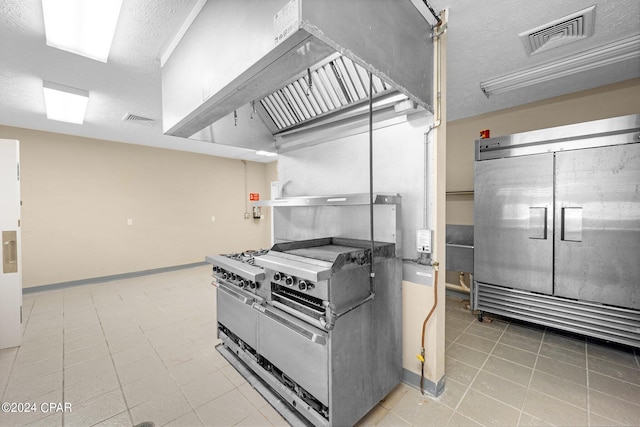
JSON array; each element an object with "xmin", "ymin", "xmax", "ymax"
[{"xmin": 1, "ymin": 265, "xmax": 639, "ymax": 426}]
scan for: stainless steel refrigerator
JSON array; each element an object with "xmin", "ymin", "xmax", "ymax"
[{"xmin": 473, "ymin": 114, "xmax": 640, "ymax": 347}]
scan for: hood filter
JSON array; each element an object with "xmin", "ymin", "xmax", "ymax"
[{"xmin": 260, "ymin": 55, "xmax": 390, "ymax": 132}]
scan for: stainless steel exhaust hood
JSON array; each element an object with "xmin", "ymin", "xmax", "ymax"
[{"xmin": 162, "ymin": 0, "xmax": 433, "ymax": 150}]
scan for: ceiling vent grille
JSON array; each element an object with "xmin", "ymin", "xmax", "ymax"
[
  {"xmin": 259, "ymin": 54, "xmax": 391, "ymax": 132},
  {"xmin": 122, "ymin": 113, "xmax": 155, "ymax": 122},
  {"xmin": 519, "ymin": 5, "xmax": 596, "ymax": 56}
]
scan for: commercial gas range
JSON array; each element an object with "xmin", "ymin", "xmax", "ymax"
[{"xmin": 206, "ymin": 237, "xmax": 402, "ymax": 426}]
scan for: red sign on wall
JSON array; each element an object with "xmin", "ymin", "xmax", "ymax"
[{"xmin": 249, "ymin": 193, "xmax": 260, "ymax": 201}]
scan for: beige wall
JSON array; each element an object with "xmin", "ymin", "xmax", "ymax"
[
  {"xmin": 446, "ymin": 77, "xmax": 640, "ymax": 226},
  {"xmin": 0, "ymin": 125, "xmax": 276, "ymax": 288}
]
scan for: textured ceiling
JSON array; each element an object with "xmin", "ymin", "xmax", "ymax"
[
  {"xmin": 431, "ymin": 0, "xmax": 640, "ymax": 121},
  {"xmin": 0, "ymin": 0, "xmax": 638, "ymax": 160},
  {"xmin": 0, "ymin": 0, "xmax": 275, "ymax": 162}
]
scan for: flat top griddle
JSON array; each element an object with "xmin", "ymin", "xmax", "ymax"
[
  {"xmin": 269, "ymin": 237, "xmax": 395, "ymax": 270},
  {"xmin": 281, "ymin": 244, "xmax": 361, "ymax": 263}
]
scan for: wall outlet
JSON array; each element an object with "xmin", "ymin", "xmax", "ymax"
[{"xmin": 244, "ymin": 212, "xmax": 250, "ymax": 219}]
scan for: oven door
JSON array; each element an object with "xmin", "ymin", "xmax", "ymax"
[
  {"xmin": 217, "ymin": 283, "xmax": 258, "ymax": 351},
  {"xmin": 258, "ymin": 306, "xmax": 329, "ymax": 406}
]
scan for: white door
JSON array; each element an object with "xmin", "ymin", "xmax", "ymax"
[{"xmin": 0, "ymin": 139, "xmax": 22, "ymax": 349}]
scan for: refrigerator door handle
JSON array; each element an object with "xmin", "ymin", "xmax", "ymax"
[
  {"xmin": 529, "ymin": 207, "xmax": 547, "ymax": 239},
  {"xmin": 561, "ymin": 207, "xmax": 583, "ymax": 242}
]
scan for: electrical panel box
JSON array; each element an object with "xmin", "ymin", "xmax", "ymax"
[{"xmin": 416, "ymin": 229, "xmax": 432, "ymax": 253}]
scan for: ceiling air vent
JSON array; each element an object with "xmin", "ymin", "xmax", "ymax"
[
  {"xmin": 519, "ymin": 5, "xmax": 596, "ymax": 56},
  {"xmin": 259, "ymin": 53, "xmax": 391, "ymax": 132},
  {"xmin": 122, "ymin": 113, "xmax": 155, "ymax": 122}
]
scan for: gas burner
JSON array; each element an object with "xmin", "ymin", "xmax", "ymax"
[
  {"xmin": 223, "ymin": 249, "xmax": 269, "ymax": 265},
  {"xmin": 245, "ymin": 248, "xmax": 270, "ymax": 256}
]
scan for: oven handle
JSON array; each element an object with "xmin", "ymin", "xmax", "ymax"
[
  {"xmin": 264, "ymin": 309, "xmax": 327, "ymax": 345},
  {"xmin": 270, "ymin": 300, "xmax": 326, "ymax": 330},
  {"xmin": 217, "ymin": 283, "xmax": 253, "ymax": 305}
]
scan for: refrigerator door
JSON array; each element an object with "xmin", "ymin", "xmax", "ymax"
[
  {"xmin": 474, "ymin": 153, "xmax": 554, "ymax": 294},
  {"xmin": 555, "ymin": 143, "xmax": 640, "ymax": 310}
]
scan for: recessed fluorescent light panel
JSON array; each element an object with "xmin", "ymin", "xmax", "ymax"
[
  {"xmin": 480, "ymin": 34, "xmax": 640, "ymax": 97},
  {"xmin": 42, "ymin": 0, "xmax": 123, "ymax": 62},
  {"xmin": 43, "ymin": 81, "xmax": 89, "ymax": 124}
]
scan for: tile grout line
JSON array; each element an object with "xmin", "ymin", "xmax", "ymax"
[
  {"xmin": 148, "ymin": 281, "xmax": 206, "ymax": 425},
  {"xmin": 449, "ymin": 315, "xmax": 510, "ymax": 425},
  {"xmin": 180, "ymin": 277, "xmax": 242, "ymax": 426},
  {"xmin": 585, "ymin": 341, "xmax": 591, "ymax": 427},
  {"xmin": 583, "ymin": 353, "xmax": 640, "ymax": 386},
  {"xmin": 12, "ymin": 294, "xmax": 66, "ymax": 425},
  {"xmin": 585, "ymin": 344, "xmax": 640, "ymax": 425},
  {"xmin": 91, "ymin": 289, "xmax": 135, "ymax": 427},
  {"xmin": 451, "ymin": 339, "xmax": 539, "ymax": 373},
  {"xmin": 193, "ymin": 272, "xmax": 227, "ymax": 427},
  {"xmin": 120, "ymin": 284, "xmax": 177, "ymax": 422},
  {"xmin": 8, "ymin": 269, "xmax": 216, "ymax": 427},
  {"xmin": 0, "ymin": 355, "xmax": 12, "ymax": 404},
  {"xmin": 447, "ymin": 311, "xmax": 477, "ymax": 415},
  {"xmin": 520, "ymin": 329, "xmax": 599, "ymax": 426},
  {"xmin": 151, "ymin": 286, "xmax": 209, "ymax": 425},
  {"xmin": 515, "ymin": 325, "xmax": 545, "ymax": 427},
  {"xmin": 0, "ymin": 295, "xmax": 35, "ymax": 403},
  {"xmin": 133, "ymin": 278, "xmax": 215, "ymax": 425}
]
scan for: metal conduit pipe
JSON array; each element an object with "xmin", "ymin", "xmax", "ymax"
[
  {"xmin": 423, "ymin": 127, "xmax": 433, "ymax": 230},
  {"xmin": 324, "ymin": 70, "xmax": 377, "ymax": 330},
  {"xmin": 421, "ymin": 126, "xmax": 435, "ymax": 265},
  {"xmin": 368, "ymin": 70, "xmax": 376, "ymax": 297},
  {"xmin": 445, "ymin": 272, "xmax": 470, "ymax": 293},
  {"xmin": 421, "ymin": 0, "xmax": 442, "ymax": 26},
  {"xmin": 418, "ymin": 261, "xmax": 439, "ymax": 395},
  {"xmin": 416, "ymin": 7, "xmax": 446, "ymax": 396}
]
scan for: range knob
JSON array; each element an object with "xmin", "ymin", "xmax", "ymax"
[
  {"xmin": 230, "ymin": 273, "xmax": 237, "ymax": 281},
  {"xmin": 222, "ymin": 271, "xmax": 229, "ymax": 280},
  {"xmin": 298, "ymin": 280, "xmax": 308, "ymax": 291},
  {"xmin": 285, "ymin": 276, "xmax": 295, "ymax": 286},
  {"xmin": 238, "ymin": 279, "xmax": 247, "ymax": 288},
  {"xmin": 249, "ymin": 281, "xmax": 257, "ymax": 290},
  {"xmin": 273, "ymin": 272, "xmax": 282, "ymax": 282}
]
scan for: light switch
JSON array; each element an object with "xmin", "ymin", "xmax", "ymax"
[
  {"xmin": 211, "ymin": 216, "xmax": 216, "ymax": 222},
  {"xmin": 127, "ymin": 219, "xmax": 133, "ymax": 226}
]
